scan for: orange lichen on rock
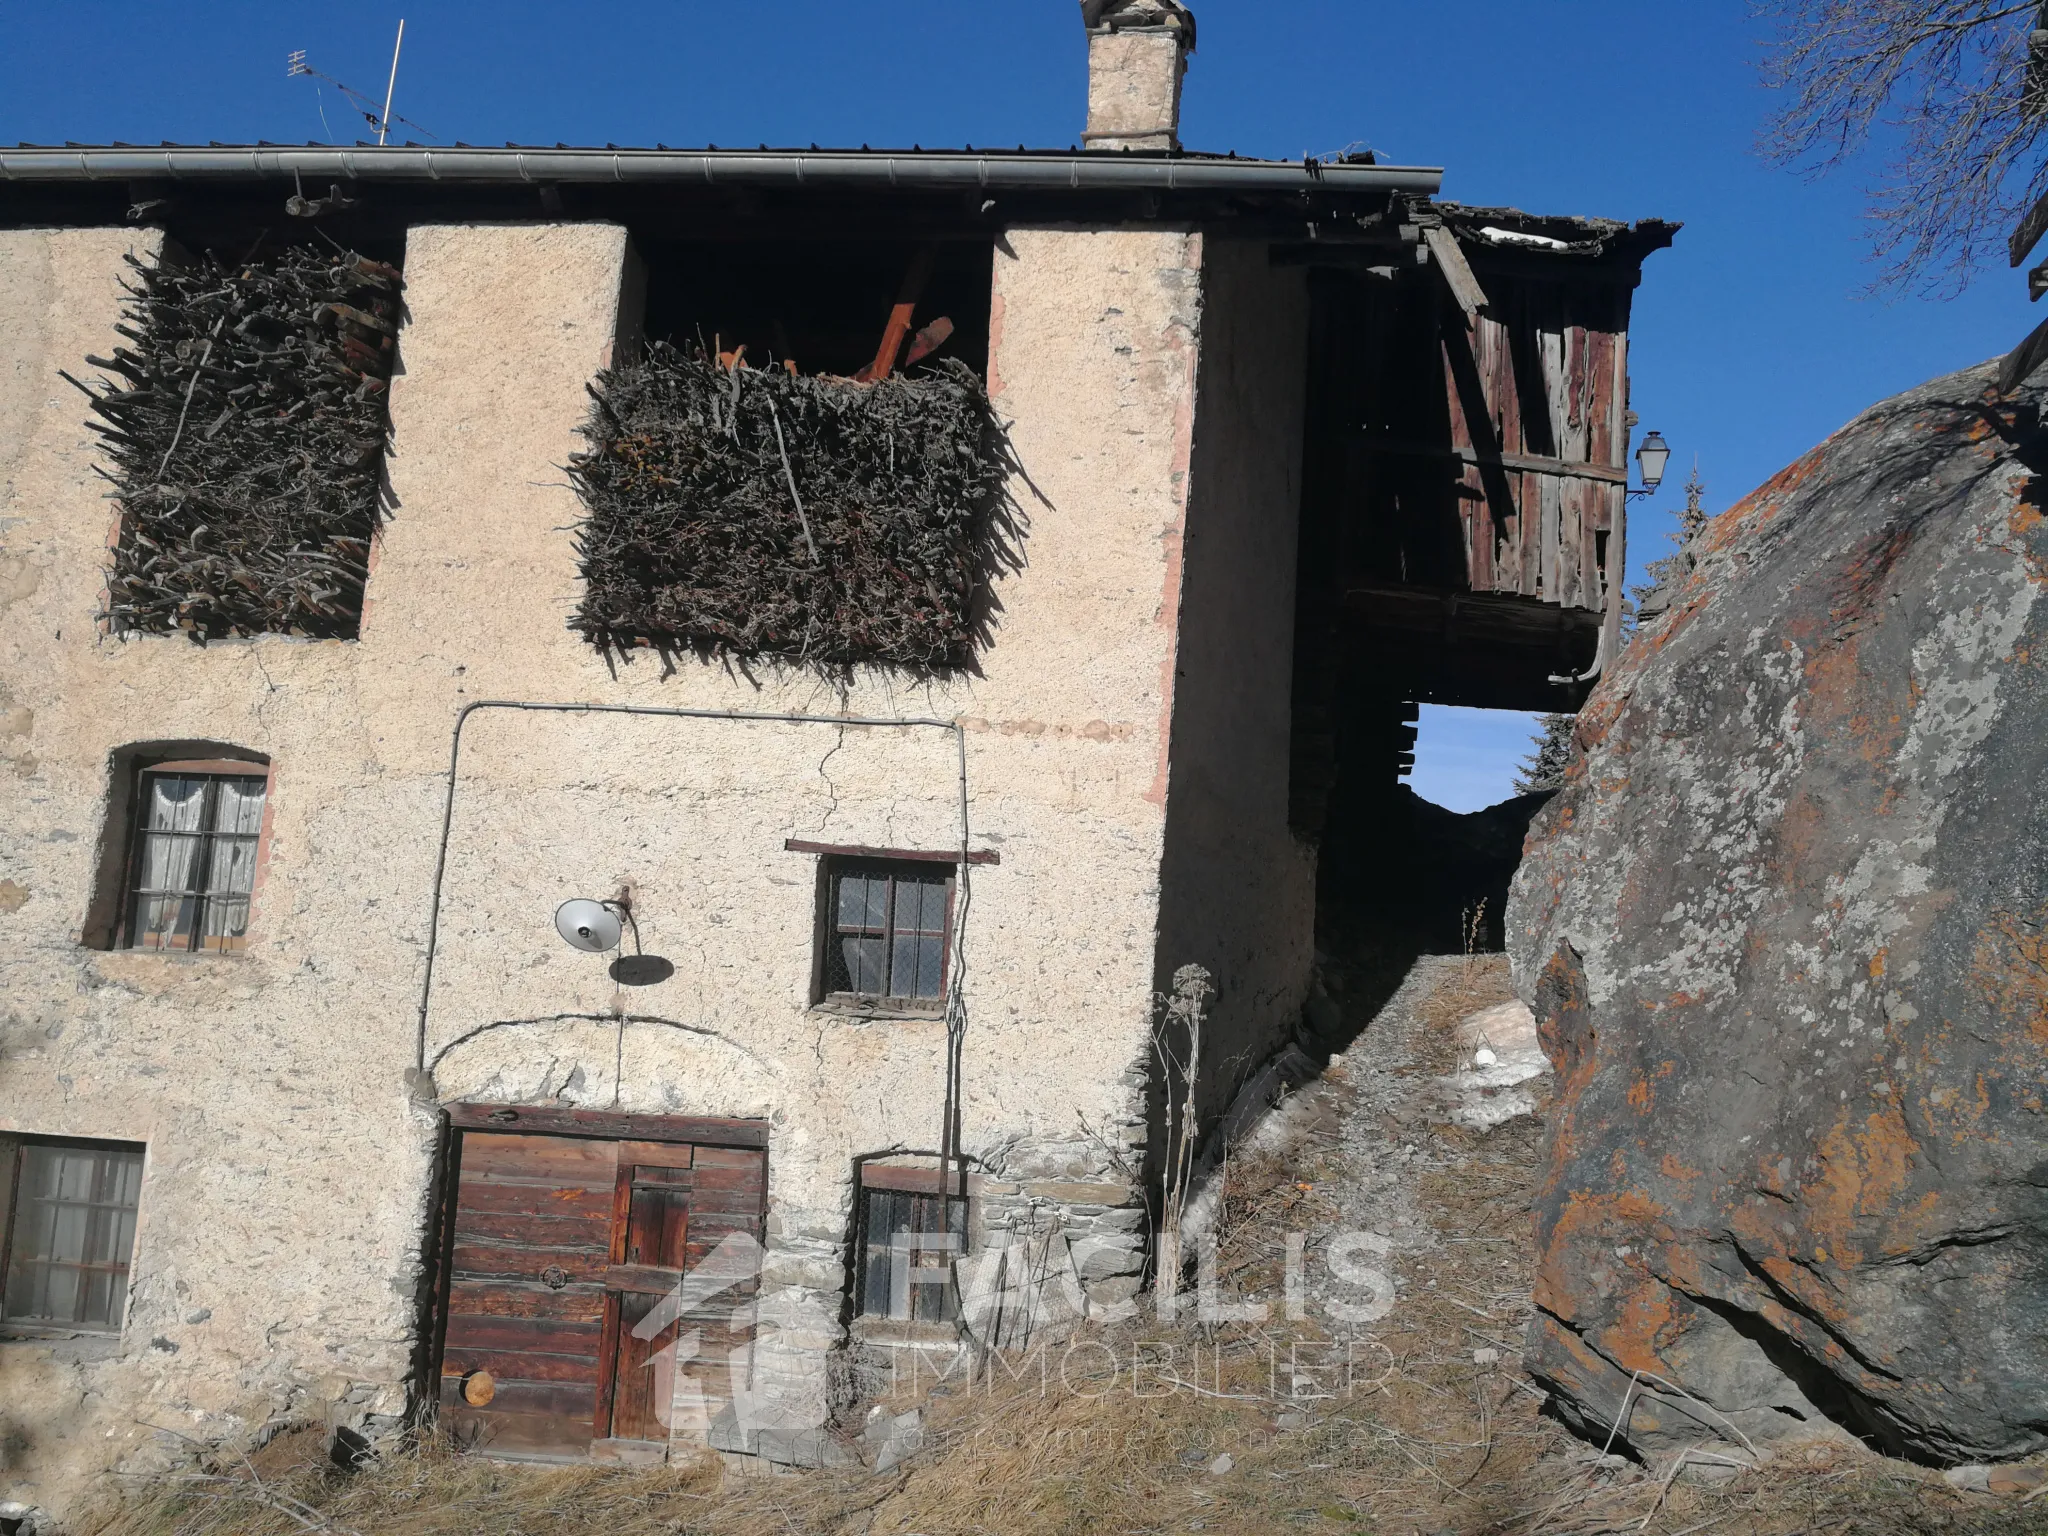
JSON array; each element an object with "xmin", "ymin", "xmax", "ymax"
[
  {"xmin": 1971, "ymin": 906, "xmax": 2048, "ymax": 1053},
  {"xmin": 1658, "ymin": 1152, "xmax": 1703, "ymax": 1183},
  {"xmin": 1509, "ymin": 360, "xmax": 2048, "ymax": 1463}
]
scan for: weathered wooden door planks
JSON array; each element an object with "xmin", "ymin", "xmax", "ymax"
[
  {"xmin": 435, "ymin": 1111, "xmax": 770, "ymax": 1462},
  {"xmin": 439, "ymin": 1132, "xmax": 616, "ymax": 1458}
]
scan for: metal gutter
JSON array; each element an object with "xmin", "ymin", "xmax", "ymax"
[{"xmin": 0, "ymin": 144, "xmax": 1442, "ymax": 196}]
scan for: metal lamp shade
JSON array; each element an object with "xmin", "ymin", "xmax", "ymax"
[{"xmin": 554, "ymin": 898, "xmax": 622, "ymax": 953}]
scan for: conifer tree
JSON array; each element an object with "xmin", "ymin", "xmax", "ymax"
[{"xmin": 1515, "ymin": 713, "xmax": 1577, "ymax": 795}]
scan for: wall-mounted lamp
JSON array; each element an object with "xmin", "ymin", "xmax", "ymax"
[
  {"xmin": 1630, "ymin": 430, "xmax": 1671, "ymax": 499},
  {"xmin": 553, "ymin": 897, "xmax": 671, "ymax": 986},
  {"xmin": 554, "ymin": 898, "xmax": 629, "ymax": 954}
]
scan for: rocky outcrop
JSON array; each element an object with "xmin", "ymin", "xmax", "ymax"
[{"xmin": 1508, "ymin": 362, "xmax": 2048, "ymax": 1464}]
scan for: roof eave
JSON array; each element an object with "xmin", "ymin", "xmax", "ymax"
[{"xmin": 0, "ymin": 145, "xmax": 1444, "ymax": 198}]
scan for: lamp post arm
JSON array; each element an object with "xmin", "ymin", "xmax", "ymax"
[{"xmin": 607, "ymin": 902, "xmax": 643, "ymax": 956}]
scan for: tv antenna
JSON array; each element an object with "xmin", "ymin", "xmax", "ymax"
[
  {"xmin": 378, "ymin": 20, "xmax": 404, "ymax": 147},
  {"xmin": 287, "ymin": 22, "xmax": 437, "ymax": 144}
]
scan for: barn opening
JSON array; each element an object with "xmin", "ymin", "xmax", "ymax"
[
  {"xmin": 567, "ymin": 232, "xmax": 1011, "ymax": 672},
  {"xmin": 628, "ymin": 236, "xmax": 994, "ymax": 379},
  {"xmin": 1288, "ymin": 209, "xmax": 1669, "ymax": 1008}
]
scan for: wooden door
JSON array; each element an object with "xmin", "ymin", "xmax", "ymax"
[
  {"xmin": 601, "ymin": 1144, "xmax": 694, "ymax": 1444},
  {"xmin": 665, "ymin": 1144, "xmax": 769, "ymax": 1437},
  {"xmin": 439, "ymin": 1132, "xmax": 615, "ymax": 1459},
  {"xmin": 601, "ymin": 1144, "xmax": 771, "ymax": 1444},
  {"xmin": 433, "ymin": 1107, "xmax": 770, "ymax": 1461}
]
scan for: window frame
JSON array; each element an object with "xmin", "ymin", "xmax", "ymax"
[
  {"xmin": 116, "ymin": 757, "xmax": 271, "ymax": 953},
  {"xmin": 0, "ymin": 1134, "xmax": 147, "ymax": 1339},
  {"xmin": 813, "ymin": 855, "xmax": 957, "ymax": 1015},
  {"xmin": 853, "ymin": 1175, "xmax": 968, "ymax": 1324}
]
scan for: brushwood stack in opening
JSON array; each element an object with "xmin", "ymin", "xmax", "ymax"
[
  {"xmin": 568, "ymin": 344, "xmax": 1016, "ymax": 670},
  {"xmin": 69, "ymin": 245, "xmax": 401, "ymax": 641}
]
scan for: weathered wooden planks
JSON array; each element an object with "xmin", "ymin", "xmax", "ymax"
[
  {"xmin": 442, "ymin": 1132, "xmax": 616, "ymax": 1460},
  {"xmin": 436, "ymin": 1115, "xmax": 770, "ymax": 1462},
  {"xmin": 1436, "ymin": 272, "xmax": 1627, "ymax": 612}
]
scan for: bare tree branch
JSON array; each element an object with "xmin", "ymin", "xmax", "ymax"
[{"xmin": 1756, "ymin": 0, "xmax": 2048, "ymax": 291}]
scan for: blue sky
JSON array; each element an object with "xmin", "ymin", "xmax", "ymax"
[{"xmin": 2, "ymin": 2, "xmax": 2025, "ymax": 810}]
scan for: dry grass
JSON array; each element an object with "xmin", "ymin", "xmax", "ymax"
[{"xmin": 81, "ymin": 956, "xmax": 2043, "ymax": 1535}]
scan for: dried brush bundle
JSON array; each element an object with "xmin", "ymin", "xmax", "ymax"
[
  {"xmin": 568, "ymin": 343, "xmax": 1018, "ymax": 670},
  {"xmin": 67, "ymin": 244, "xmax": 401, "ymax": 641}
]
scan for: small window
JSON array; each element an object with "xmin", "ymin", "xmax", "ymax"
[
  {"xmin": 122, "ymin": 761, "xmax": 269, "ymax": 951},
  {"xmin": 822, "ymin": 858, "xmax": 954, "ymax": 1009},
  {"xmin": 855, "ymin": 1184, "xmax": 967, "ymax": 1323},
  {"xmin": 1, "ymin": 1137, "xmax": 145, "ymax": 1334}
]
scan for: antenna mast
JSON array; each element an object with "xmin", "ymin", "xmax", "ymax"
[{"xmin": 378, "ymin": 20, "xmax": 406, "ymax": 146}]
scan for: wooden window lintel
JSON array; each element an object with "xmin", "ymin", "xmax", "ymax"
[
  {"xmin": 860, "ymin": 1163, "xmax": 971, "ymax": 1195},
  {"xmin": 785, "ymin": 839, "xmax": 998, "ymax": 866}
]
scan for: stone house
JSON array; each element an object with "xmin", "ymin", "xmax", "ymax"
[{"xmin": 0, "ymin": 2, "xmax": 1670, "ymax": 1513}]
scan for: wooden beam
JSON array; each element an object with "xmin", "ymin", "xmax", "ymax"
[
  {"xmin": 1268, "ymin": 232, "xmax": 1418, "ymax": 266},
  {"xmin": 859, "ymin": 246, "xmax": 935, "ymax": 382},
  {"xmin": 860, "ymin": 1163, "xmax": 971, "ymax": 1195},
  {"xmin": 1998, "ymin": 311, "xmax": 2048, "ymax": 394},
  {"xmin": 1361, "ymin": 434, "xmax": 1630, "ymax": 485},
  {"xmin": 447, "ymin": 1103, "xmax": 771, "ymax": 1148},
  {"xmin": 784, "ymin": 838, "xmax": 998, "ymax": 866},
  {"xmin": 1423, "ymin": 225, "xmax": 1488, "ymax": 318},
  {"xmin": 2013, "ymin": 186, "xmax": 2048, "ymax": 268}
]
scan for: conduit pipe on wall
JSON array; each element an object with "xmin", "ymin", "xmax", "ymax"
[{"xmin": 415, "ymin": 699, "xmax": 976, "ymax": 1229}]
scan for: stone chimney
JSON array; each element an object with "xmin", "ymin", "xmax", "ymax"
[{"xmin": 1081, "ymin": 0, "xmax": 1196, "ymax": 153}]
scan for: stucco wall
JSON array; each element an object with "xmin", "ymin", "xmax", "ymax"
[
  {"xmin": 1155, "ymin": 239, "xmax": 1316, "ymax": 1129},
  {"xmin": 0, "ymin": 220, "xmax": 1210, "ymax": 1510}
]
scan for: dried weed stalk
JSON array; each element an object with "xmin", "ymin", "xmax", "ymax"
[{"xmin": 1150, "ymin": 962, "xmax": 1213, "ymax": 1311}]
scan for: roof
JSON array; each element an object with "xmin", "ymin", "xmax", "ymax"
[{"xmin": 1437, "ymin": 203, "xmax": 1679, "ymax": 266}]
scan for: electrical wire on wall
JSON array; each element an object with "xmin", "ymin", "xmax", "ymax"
[{"xmin": 413, "ymin": 699, "xmax": 977, "ymax": 1223}]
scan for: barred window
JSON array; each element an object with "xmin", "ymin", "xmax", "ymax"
[
  {"xmin": 123, "ymin": 760, "xmax": 268, "ymax": 952},
  {"xmin": 855, "ymin": 1182, "xmax": 966, "ymax": 1323},
  {"xmin": 0, "ymin": 1137, "xmax": 145, "ymax": 1334},
  {"xmin": 822, "ymin": 858, "xmax": 953, "ymax": 1007}
]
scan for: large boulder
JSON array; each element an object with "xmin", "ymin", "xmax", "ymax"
[{"xmin": 1508, "ymin": 362, "xmax": 2048, "ymax": 1464}]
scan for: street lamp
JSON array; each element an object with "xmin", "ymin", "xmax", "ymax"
[{"xmin": 1632, "ymin": 430, "xmax": 1670, "ymax": 498}]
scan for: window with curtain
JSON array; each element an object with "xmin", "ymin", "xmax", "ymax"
[
  {"xmin": 821, "ymin": 857, "xmax": 953, "ymax": 1009},
  {"xmin": 123, "ymin": 761, "xmax": 268, "ymax": 951},
  {"xmin": 1, "ymin": 1137, "xmax": 145, "ymax": 1334}
]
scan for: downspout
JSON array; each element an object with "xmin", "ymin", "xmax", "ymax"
[{"xmin": 1548, "ymin": 488, "xmax": 1626, "ymax": 689}]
